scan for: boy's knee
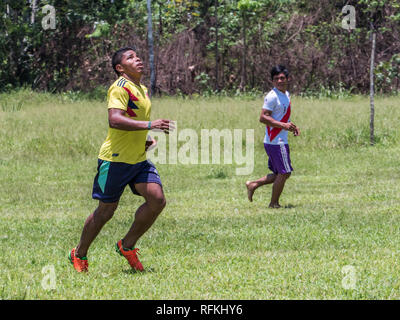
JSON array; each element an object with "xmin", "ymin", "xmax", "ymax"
[
  {"xmin": 160, "ymin": 197, "xmax": 167, "ymax": 211},
  {"xmin": 279, "ymin": 172, "xmax": 291, "ymax": 180},
  {"xmin": 149, "ymin": 195, "xmax": 166, "ymax": 214},
  {"xmin": 96, "ymin": 202, "xmax": 118, "ymax": 222}
]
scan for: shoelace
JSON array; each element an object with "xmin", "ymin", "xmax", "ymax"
[
  {"xmin": 126, "ymin": 248, "xmax": 140, "ymax": 257},
  {"xmin": 122, "ymin": 245, "xmax": 140, "ymax": 254},
  {"xmin": 123, "ymin": 247, "xmax": 143, "ymax": 270},
  {"xmin": 81, "ymin": 260, "xmax": 88, "ymax": 271},
  {"xmin": 75, "ymin": 254, "xmax": 88, "ymax": 270}
]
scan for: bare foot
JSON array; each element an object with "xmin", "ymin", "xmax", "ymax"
[
  {"xmin": 268, "ymin": 203, "xmax": 281, "ymax": 209},
  {"xmin": 246, "ymin": 181, "xmax": 256, "ymax": 202}
]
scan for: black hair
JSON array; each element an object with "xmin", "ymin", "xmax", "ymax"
[
  {"xmin": 270, "ymin": 65, "xmax": 289, "ymax": 80},
  {"xmin": 112, "ymin": 46, "xmax": 136, "ymax": 76}
]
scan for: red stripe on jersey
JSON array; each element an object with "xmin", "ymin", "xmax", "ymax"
[
  {"xmin": 122, "ymin": 87, "xmax": 139, "ymax": 117},
  {"xmin": 122, "ymin": 87, "xmax": 139, "ymax": 101},
  {"xmin": 126, "ymin": 108, "xmax": 137, "ymax": 117},
  {"xmin": 267, "ymin": 102, "xmax": 291, "ymax": 142}
]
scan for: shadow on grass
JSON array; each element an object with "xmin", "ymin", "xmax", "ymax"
[
  {"xmin": 121, "ymin": 266, "xmax": 156, "ymax": 275},
  {"xmin": 282, "ymin": 204, "xmax": 296, "ymax": 209},
  {"xmin": 264, "ymin": 203, "xmax": 296, "ymax": 209}
]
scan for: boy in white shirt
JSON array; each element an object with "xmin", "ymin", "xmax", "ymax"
[{"xmin": 246, "ymin": 65, "xmax": 300, "ymax": 208}]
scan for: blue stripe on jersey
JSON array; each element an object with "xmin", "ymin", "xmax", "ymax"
[{"xmin": 117, "ymin": 79, "xmax": 126, "ymax": 87}]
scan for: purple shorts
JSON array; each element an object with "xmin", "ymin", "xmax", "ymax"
[
  {"xmin": 264, "ymin": 143, "xmax": 293, "ymax": 175},
  {"xmin": 92, "ymin": 159, "xmax": 162, "ymax": 203}
]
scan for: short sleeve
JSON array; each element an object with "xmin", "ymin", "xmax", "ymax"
[
  {"xmin": 262, "ymin": 92, "xmax": 277, "ymax": 111},
  {"xmin": 107, "ymin": 86, "xmax": 129, "ymax": 111}
]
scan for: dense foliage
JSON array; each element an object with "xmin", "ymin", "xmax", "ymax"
[{"xmin": 1, "ymin": 0, "xmax": 399, "ymax": 95}]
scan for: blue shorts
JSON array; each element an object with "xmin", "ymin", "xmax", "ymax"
[
  {"xmin": 264, "ymin": 143, "xmax": 293, "ymax": 175},
  {"xmin": 92, "ymin": 159, "xmax": 163, "ymax": 203}
]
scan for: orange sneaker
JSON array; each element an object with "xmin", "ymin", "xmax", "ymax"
[
  {"xmin": 115, "ymin": 240, "xmax": 144, "ymax": 271},
  {"xmin": 69, "ymin": 248, "xmax": 88, "ymax": 273}
]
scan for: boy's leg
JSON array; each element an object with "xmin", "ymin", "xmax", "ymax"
[
  {"xmin": 121, "ymin": 182, "xmax": 166, "ymax": 249},
  {"xmin": 75, "ymin": 201, "xmax": 119, "ymax": 258},
  {"xmin": 246, "ymin": 174, "xmax": 276, "ymax": 202},
  {"xmin": 269, "ymin": 173, "xmax": 291, "ymax": 208}
]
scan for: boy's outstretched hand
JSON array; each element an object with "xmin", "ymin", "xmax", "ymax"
[
  {"xmin": 282, "ymin": 122, "xmax": 300, "ymax": 136},
  {"xmin": 293, "ymin": 125, "xmax": 300, "ymax": 136},
  {"xmin": 151, "ymin": 119, "xmax": 175, "ymax": 134}
]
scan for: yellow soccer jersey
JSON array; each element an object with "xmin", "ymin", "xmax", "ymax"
[{"xmin": 98, "ymin": 76, "xmax": 151, "ymax": 164}]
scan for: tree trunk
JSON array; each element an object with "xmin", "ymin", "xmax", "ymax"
[
  {"xmin": 31, "ymin": 0, "xmax": 37, "ymax": 24},
  {"xmin": 158, "ymin": 1, "xmax": 163, "ymax": 36},
  {"xmin": 370, "ymin": 31, "xmax": 376, "ymax": 146},
  {"xmin": 239, "ymin": 12, "xmax": 247, "ymax": 92},
  {"xmin": 147, "ymin": 0, "xmax": 156, "ymax": 97},
  {"xmin": 214, "ymin": 0, "xmax": 219, "ymax": 91}
]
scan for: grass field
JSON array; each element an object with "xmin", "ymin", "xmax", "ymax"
[{"xmin": 0, "ymin": 89, "xmax": 399, "ymax": 299}]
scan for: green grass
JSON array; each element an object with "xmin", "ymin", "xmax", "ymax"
[{"xmin": 0, "ymin": 89, "xmax": 399, "ymax": 299}]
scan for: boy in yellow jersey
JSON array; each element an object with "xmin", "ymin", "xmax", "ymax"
[{"xmin": 69, "ymin": 47, "xmax": 173, "ymax": 272}]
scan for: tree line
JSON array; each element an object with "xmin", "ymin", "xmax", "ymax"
[{"xmin": 1, "ymin": 0, "xmax": 399, "ymax": 96}]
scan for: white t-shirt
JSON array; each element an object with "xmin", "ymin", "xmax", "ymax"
[{"xmin": 262, "ymin": 87, "xmax": 291, "ymax": 145}]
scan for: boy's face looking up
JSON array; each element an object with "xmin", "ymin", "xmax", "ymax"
[
  {"xmin": 272, "ymin": 72, "xmax": 288, "ymax": 93},
  {"xmin": 116, "ymin": 50, "xmax": 144, "ymax": 78}
]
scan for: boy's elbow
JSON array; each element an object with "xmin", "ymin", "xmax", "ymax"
[{"xmin": 108, "ymin": 116, "xmax": 120, "ymax": 129}]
